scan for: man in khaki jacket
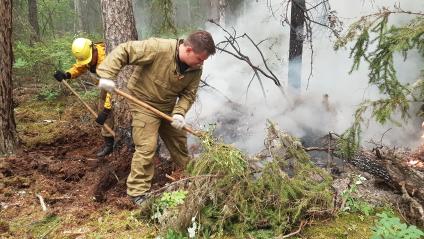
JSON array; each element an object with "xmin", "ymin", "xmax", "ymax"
[{"xmin": 96, "ymin": 30, "xmax": 215, "ymax": 205}]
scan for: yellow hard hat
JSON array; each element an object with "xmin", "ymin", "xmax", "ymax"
[{"xmin": 71, "ymin": 38, "xmax": 93, "ymax": 65}]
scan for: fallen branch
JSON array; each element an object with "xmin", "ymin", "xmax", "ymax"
[
  {"xmin": 304, "ymin": 146, "xmax": 335, "ymax": 152},
  {"xmin": 165, "ymin": 174, "xmax": 176, "ymax": 181},
  {"xmin": 146, "ymin": 174, "xmax": 219, "ymax": 197},
  {"xmin": 275, "ymin": 220, "xmax": 307, "ymax": 239}
]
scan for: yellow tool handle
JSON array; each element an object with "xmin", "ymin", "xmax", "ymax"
[{"xmin": 62, "ymin": 81, "xmax": 116, "ymax": 138}]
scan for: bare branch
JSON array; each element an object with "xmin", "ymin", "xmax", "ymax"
[{"xmin": 208, "ymin": 19, "xmax": 286, "ymax": 100}]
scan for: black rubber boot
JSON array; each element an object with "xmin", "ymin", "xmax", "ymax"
[{"xmin": 96, "ymin": 137, "xmax": 114, "ymax": 157}]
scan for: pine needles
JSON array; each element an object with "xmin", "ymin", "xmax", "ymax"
[
  {"xmin": 162, "ymin": 121, "xmax": 334, "ymax": 237},
  {"xmin": 335, "ymin": 10, "xmax": 424, "ymax": 157}
]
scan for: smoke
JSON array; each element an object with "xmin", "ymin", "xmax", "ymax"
[{"xmin": 186, "ymin": 0, "xmax": 424, "ymax": 154}]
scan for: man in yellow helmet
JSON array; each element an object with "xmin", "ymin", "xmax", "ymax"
[{"xmin": 54, "ymin": 38, "xmax": 115, "ymax": 157}]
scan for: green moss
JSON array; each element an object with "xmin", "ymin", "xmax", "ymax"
[
  {"xmin": 301, "ymin": 213, "xmax": 375, "ymax": 239},
  {"xmin": 15, "ymin": 99, "xmax": 83, "ymax": 147}
]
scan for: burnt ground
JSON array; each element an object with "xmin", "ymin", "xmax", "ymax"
[{"xmin": 0, "ymin": 93, "xmax": 185, "ymax": 237}]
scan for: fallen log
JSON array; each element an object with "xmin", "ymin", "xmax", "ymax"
[{"xmin": 346, "ymin": 147, "xmax": 424, "ymax": 225}]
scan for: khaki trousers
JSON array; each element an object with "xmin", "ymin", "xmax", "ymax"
[{"xmin": 126, "ymin": 101, "xmax": 189, "ymax": 197}]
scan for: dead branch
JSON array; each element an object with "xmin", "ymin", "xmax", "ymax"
[
  {"xmin": 304, "ymin": 146, "xmax": 335, "ymax": 152},
  {"xmin": 342, "ymin": 147, "xmax": 424, "ymax": 226},
  {"xmin": 199, "ymin": 76, "xmax": 235, "ymax": 103},
  {"xmin": 208, "ymin": 19, "xmax": 286, "ymax": 100},
  {"xmin": 274, "ymin": 220, "xmax": 307, "ymax": 239},
  {"xmin": 145, "ymin": 174, "xmax": 219, "ymax": 197}
]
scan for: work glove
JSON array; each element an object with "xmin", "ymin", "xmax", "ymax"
[
  {"xmin": 53, "ymin": 70, "xmax": 70, "ymax": 82},
  {"xmin": 95, "ymin": 108, "xmax": 111, "ymax": 125},
  {"xmin": 98, "ymin": 78, "xmax": 116, "ymax": 92},
  {"xmin": 171, "ymin": 114, "xmax": 185, "ymax": 130}
]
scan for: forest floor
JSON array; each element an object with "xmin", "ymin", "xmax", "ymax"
[
  {"xmin": 0, "ymin": 86, "xmax": 422, "ymax": 238},
  {"xmin": 0, "ymin": 91, "xmax": 184, "ymax": 238}
]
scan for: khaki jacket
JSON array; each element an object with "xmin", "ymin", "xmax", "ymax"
[{"xmin": 96, "ymin": 38, "xmax": 202, "ymax": 116}]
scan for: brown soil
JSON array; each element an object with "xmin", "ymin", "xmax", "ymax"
[{"xmin": 0, "ymin": 97, "xmax": 181, "ymax": 231}]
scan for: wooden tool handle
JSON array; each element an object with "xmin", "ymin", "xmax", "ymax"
[
  {"xmin": 114, "ymin": 89, "xmax": 201, "ymax": 137},
  {"xmin": 62, "ymin": 81, "xmax": 116, "ymax": 138}
]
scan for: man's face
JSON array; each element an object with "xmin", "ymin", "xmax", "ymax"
[{"xmin": 183, "ymin": 47, "xmax": 209, "ymax": 68}]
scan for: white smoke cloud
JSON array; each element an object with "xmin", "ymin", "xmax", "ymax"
[{"xmin": 186, "ymin": 0, "xmax": 424, "ymax": 154}]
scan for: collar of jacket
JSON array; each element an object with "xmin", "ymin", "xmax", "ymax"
[
  {"xmin": 175, "ymin": 39, "xmax": 202, "ymax": 75},
  {"xmin": 89, "ymin": 45, "xmax": 98, "ymax": 73}
]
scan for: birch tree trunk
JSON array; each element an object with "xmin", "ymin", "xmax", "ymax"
[{"xmin": 0, "ymin": 0, "xmax": 17, "ymax": 155}]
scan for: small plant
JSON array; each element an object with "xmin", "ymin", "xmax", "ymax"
[
  {"xmin": 342, "ymin": 174, "xmax": 374, "ymax": 216},
  {"xmin": 37, "ymin": 87, "xmax": 60, "ymax": 101},
  {"xmin": 161, "ymin": 229, "xmax": 187, "ymax": 239},
  {"xmin": 152, "ymin": 190, "xmax": 188, "ymax": 222},
  {"xmin": 80, "ymin": 89, "xmax": 99, "ymax": 102},
  {"xmin": 371, "ymin": 212, "xmax": 424, "ymax": 239}
]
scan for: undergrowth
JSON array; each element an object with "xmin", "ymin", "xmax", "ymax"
[
  {"xmin": 372, "ymin": 212, "xmax": 424, "ymax": 239},
  {"xmin": 160, "ymin": 122, "xmax": 334, "ymax": 238}
]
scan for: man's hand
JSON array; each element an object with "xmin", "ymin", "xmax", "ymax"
[
  {"xmin": 95, "ymin": 108, "xmax": 111, "ymax": 125},
  {"xmin": 171, "ymin": 114, "xmax": 185, "ymax": 130},
  {"xmin": 98, "ymin": 78, "xmax": 116, "ymax": 92},
  {"xmin": 54, "ymin": 70, "xmax": 70, "ymax": 82}
]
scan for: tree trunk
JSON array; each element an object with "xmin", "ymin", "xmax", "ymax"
[
  {"xmin": 94, "ymin": 0, "xmax": 138, "ymax": 202},
  {"xmin": 100, "ymin": 0, "xmax": 138, "ymax": 128},
  {"xmin": 74, "ymin": 0, "xmax": 84, "ymax": 33},
  {"xmin": 0, "ymin": 0, "xmax": 17, "ymax": 155},
  {"xmin": 218, "ymin": 0, "xmax": 226, "ymax": 27},
  {"xmin": 349, "ymin": 148, "xmax": 424, "ymax": 226},
  {"xmin": 288, "ymin": 0, "xmax": 305, "ymax": 92},
  {"xmin": 158, "ymin": 0, "xmax": 176, "ymax": 36},
  {"xmin": 28, "ymin": 0, "xmax": 40, "ymax": 43},
  {"xmin": 84, "ymin": 0, "xmax": 102, "ymax": 34},
  {"xmin": 208, "ymin": 0, "xmax": 219, "ymax": 23},
  {"xmin": 186, "ymin": 0, "xmax": 192, "ymax": 25}
]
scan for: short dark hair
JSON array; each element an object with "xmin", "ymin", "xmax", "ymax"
[{"xmin": 184, "ymin": 30, "xmax": 216, "ymax": 56}]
